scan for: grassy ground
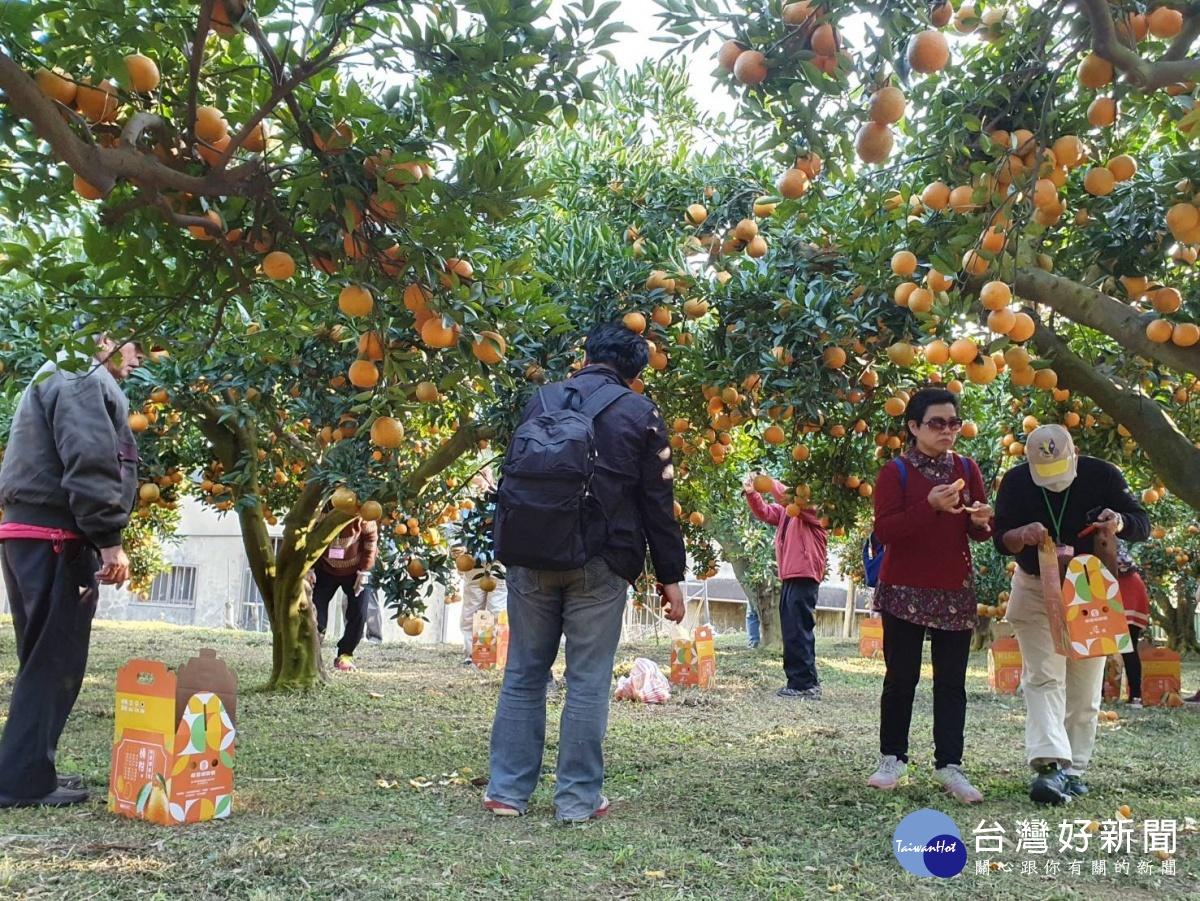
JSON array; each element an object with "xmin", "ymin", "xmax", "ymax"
[{"xmin": 1, "ymin": 619, "xmax": 1198, "ymax": 901}]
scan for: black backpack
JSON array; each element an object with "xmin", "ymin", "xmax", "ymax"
[{"xmin": 493, "ymin": 381, "xmax": 629, "ymax": 571}]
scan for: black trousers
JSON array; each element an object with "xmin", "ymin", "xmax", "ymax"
[
  {"xmin": 879, "ymin": 610, "xmax": 971, "ymax": 769},
  {"xmin": 1122, "ymin": 625, "xmax": 1143, "ymax": 700},
  {"xmin": 0, "ymin": 539, "xmax": 98, "ymax": 799},
  {"xmin": 780, "ymin": 577, "xmax": 820, "ymax": 691},
  {"xmin": 312, "ymin": 571, "xmax": 371, "ymax": 658}
]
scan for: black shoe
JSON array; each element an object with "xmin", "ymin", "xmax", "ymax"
[
  {"xmin": 0, "ymin": 786, "xmax": 90, "ymax": 808},
  {"xmin": 57, "ymin": 774, "xmax": 84, "ymax": 790},
  {"xmin": 1063, "ymin": 774, "xmax": 1088, "ymax": 797},
  {"xmin": 1030, "ymin": 765, "xmax": 1072, "ymax": 805}
]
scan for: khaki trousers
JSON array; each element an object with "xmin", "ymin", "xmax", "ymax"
[{"xmin": 1006, "ymin": 568, "xmax": 1105, "ymax": 774}]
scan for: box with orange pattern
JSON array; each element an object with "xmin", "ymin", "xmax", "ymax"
[
  {"xmin": 1138, "ymin": 645, "xmax": 1182, "ymax": 707},
  {"xmin": 471, "ymin": 610, "xmax": 509, "ymax": 670},
  {"xmin": 670, "ymin": 624, "xmax": 716, "ymax": 688},
  {"xmin": 858, "ymin": 616, "xmax": 884, "ymax": 659},
  {"xmin": 987, "ymin": 638, "xmax": 1022, "ymax": 695},
  {"xmin": 108, "ymin": 649, "xmax": 237, "ymax": 825}
]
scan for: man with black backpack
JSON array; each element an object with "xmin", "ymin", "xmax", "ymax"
[{"xmin": 486, "ymin": 322, "xmax": 687, "ymax": 822}]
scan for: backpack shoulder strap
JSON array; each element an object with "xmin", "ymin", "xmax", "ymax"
[
  {"xmin": 578, "ymin": 383, "xmax": 630, "ymax": 420},
  {"xmin": 894, "ymin": 456, "xmax": 907, "ymax": 490},
  {"xmin": 538, "ymin": 383, "xmax": 572, "ymax": 414}
]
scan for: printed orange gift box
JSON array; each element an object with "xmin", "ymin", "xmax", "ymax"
[
  {"xmin": 1038, "ymin": 540, "xmax": 1132, "ymax": 659},
  {"xmin": 471, "ymin": 610, "xmax": 509, "ymax": 670},
  {"xmin": 1139, "ymin": 645, "xmax": 1181, "ymax": 707},
  {"xmin": 109, "ymin": 648, "xmax": 237, "ymax": 825},
  {"xmin": 988, "ymin": 637, "xmax": 1022, "ymax": 695},
  {"xmin": 670, "ymin": 624, "xmax": 716, "ymax": 689},
  {"xmin": 858, "ymin": 616, "xmax": 883, "ymax": 659}
]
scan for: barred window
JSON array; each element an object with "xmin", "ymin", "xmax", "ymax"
[{"xmin": 145, "ymin": 565, "xmax": 198, "ymax": 607}]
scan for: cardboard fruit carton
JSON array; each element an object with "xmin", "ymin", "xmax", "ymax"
[
  {"xmin": 858, "ymin": 616, "xmax": 884, "ymax": 659},
  {"xmin": 988, "ymin": 637, "xmax": 1022, "ymax": 695},
  {"xmin": 109, "ymin": 649, "xmax": 237, "ymax": 825},
  {"xmin": 670, "ymin": 624, "xmax": 716, "ymax": 689},
  {"xmin": 471, "ymin": 610, "xmax": 509, "ymax": 670},
  {"xmin": 1139, "ymin": 645, "xmax": 1181, "ymax": 707}
]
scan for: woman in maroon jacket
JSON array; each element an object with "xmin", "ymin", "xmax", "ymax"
[{"xmin": 867, "ymin": 388, "xmax": 992, "ymax": 803}]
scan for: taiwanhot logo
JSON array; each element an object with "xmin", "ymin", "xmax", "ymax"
[{"xmin": 892, "ymin": 809, "xmax": 967, "ymax": 878}]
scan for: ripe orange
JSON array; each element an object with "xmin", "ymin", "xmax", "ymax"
[
  {"xmin": 792, "ymin": 444, "xmax": 811, "ymax": 461},
  {"xmin": 358, "ymin": 331, "xmax": 385, "ymax": 360},
  {"xmin": 745, "ymin": 235, "xmax": 768, "ymax": 258},
  {"xmin": 403, "ymin": 282, "xmax": 432, "ymax": 313},
  {"xmin": 907, "ymin": 287, "xmax": 933, "ymax": 314},
  {"xmin": 420, "ymin": 318, "xmax": 458, "ymax": 348},
  {"xmin": 359, "ymin": 500, "xmax": 383, "ymax": 522},
  {"xmin": 1172, "ymin": 322, "xmax": 1200, "ymax": 346},
  {"xmin": 34, "ymin": 67, "xmax": 77, "ymax": 105},
  {"xmin": 961, "ymin": 249, "xmax": 989, "ymax": 276},
  {"xmin": 471, "ymin": 330, "xmax": 506, "ymax": 364},
  {"xmin": 652, "ymin": 306, "xmax": 673, "ymax": 328},
  {"xmin": 948, "ymin": 184, "xmax": 976, "ymax": 213},
  {"xmin": 884, "ymin": 396, "xmax": 907, "ymax": 416},
  {"xmin": 1166, "ymin": 203, "xmax": 1199, "ymax": 237},
  {"xmin": 338, "ymin": 285, "xmax": 373, "ymax": 317},
  {"xmin": 623, "ymin": 311, "xmax": 647, "ymax": 333},
  {"xmin": 1051, "ymin": 135, "xmax": 1085, "ymax": 168},
  {"xmin": 685, "ymin": 203, "xmax": 708, "ymax": 225},
  {"xmin": 1077, "ymin": 53, "xmax": 1113, "ymax": 89},
  {"xmin": 76, "ymin": 78, "xmax": 119, "ymax": 124},
  {"xmin": 314, "ymin": 121, "xmax": 355, "ymax": 153},
  {"xmin": 688, "ymin": 511, "xmax": 705, "ymax": 526},
  {"xmin": 1148, "ymin": 6, "xmax": 1183, "ymax": 38},
  {"xmin": 869, "ymin": 86, "xmax": 906, "ymax": 125},
  {"xmin": 717, "ymin": 40, "xmax": 746, "ymax": 72},
  {"xmin": 1033, "ymin": 368, "xmax": 1059, "ymax": 390},
  {"xmin": 1151, "ymin": 286, "xmax": 1183, "ymax": 314},
  {"xmin": 764, "ymin": 425, "xmax": 786, "ymax": 444},
  {"xmin": 195, "ymin": 105, "xmax": 229, "ymax": 143},
  {"xmin": 891, "ymin": 250, "xmax": 918, "ymax": 276},
  {"xmin": 979, "ymin": 280, "xmax": 1013, "ymax": 310},
  {"xmin": 369, "ymin": 416, "xmax": 404, "ymax": 448},
  {"xmin": 123, "ymin": 54, "xmax": 160, "ymax": 92},
  {"xmin": 1087, "ymin": 96, "xmax": 1117, "ymax": 128},
  {"xmin": 733, "ymin": 50, "xmax": 768, "ymax": 85},
  {"xmin": 822, "ymin": 346, "xmax": 848, "ymax": 369},
  {"xmin": 987, "ymin": 308, "xmax": 1017, "ymax": 334},
  {"xmin": 923, "ymin": 339, "xmax": 950, "ymax": 365},
  {"xmin": 753, "ymin": 474, "xmax": 775, "ymax": 494},
  {"xmin": 1008, "ymin": 312, "xmax": 1036, "ymax": 342},
  {"xmin": 1084, "ymin": 167, "xmax": 1115, "ymax": 196},
  {"xmin": 73, "ymin": 174, "xmax": 105, "ymax": 201},
  {"xmin": 894, "ymin": 281, "xmax": 917, "ymax": 306},
  {"xmin": 262, "ymin": 251, "xmax": 296, "ymax": 280},
  {"xmin": 886, "ymin": 341, "xmax": 917, "ymax": 366},
  {"xmin": 406, "ymin": 558, "xmax": 426, "ymax": 579},
  {"xmin": 810, "ymin": 23, "xmax": 839, "ymax": 55},
  {"xmin": 441, "ymin": 257, "xmax": 474, "ymax": 285},
  {"xmin": 415, "ymin": 381, "xmax": 439, "ymax": 402},
  {"xmin": 949, "ymin": 337, "xmax": 979, "ymax": 365},
  {"xmin": 348, "ymin": 359, "xmax": 379, "ymax": 388},
  {"xmin": 776, "ymin": 168, "xmax": 810, "ymax": 199},
  {"xmin": 907, "ymin": 30, "xmax": 950, "ymax": 74},
  {"xmin": 931, "ymin": 1, "xmax": 953, "ymax": 27},
  {"xmin": 926, "ymin": 269, "xmax": 954, "ymax": 292},
  {"xmin": 855, "ymin": 122, "xmax": 894, "ymax": 164},
  {"xmin": 921, "ymin": 181, "xmax": 951, "ymax": 211},
  {"xmin": 242, "ymin": 121, "xmax": 270, "ymax": 153}
]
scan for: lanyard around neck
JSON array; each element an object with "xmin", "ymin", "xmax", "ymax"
[{"xmin": 1040, "ymin": 486, "xmax": 1071, "ymax": 541}]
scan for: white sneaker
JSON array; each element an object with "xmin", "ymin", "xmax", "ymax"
[
  {"xmin": 867, "ymin": 755, "xmax": 907, "ymax": 790},
  {"xmin": 934, "ymin": 764, "xmax": 984, "ymax": 804}
]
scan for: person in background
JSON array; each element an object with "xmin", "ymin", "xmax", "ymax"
[
  {"xmin": 742, "ymin": 472, "xmax": 828, "ymax": 700},
  {"xmin": 0, "ymin": 330, "xmax": 145, "ymax": 807},
  {"xmin": 866, "ymin": 388, "xmax": 991, "ymax": 804},
  {"xmin": 311, "ymin": 513, "xmax": 379, "ymax": 673},
  {"xmin": 1116, "ymin": 546, "xmax": 1150, "ymax": 708},
  {"xmin": 993, "ymin": 423, "xmax": 1150, "ymax": 805},
  {"xmin": 459, "ymin": 468, "xmax": 508, "ymax": 665},
  {"xmin": 746, "ymin": 600, "xmax": 761, "ymax": 649}
]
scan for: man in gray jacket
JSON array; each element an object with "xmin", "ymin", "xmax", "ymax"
[{"xmin": 0, "ymin": 332, "xmax": 144, "ymax": 807}]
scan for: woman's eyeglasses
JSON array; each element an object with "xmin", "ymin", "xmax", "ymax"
[{"xmin": 922, "ymin": 417, "xmax": 963, "ymax": 432}]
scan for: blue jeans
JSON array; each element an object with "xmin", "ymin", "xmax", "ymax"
[
  {"xmin": 487, "ymin": 556, "xmax": 628, "ymax": 820},
  {"xmin": 746, "ymin": 603, "xmax": 761, "ymax": 646}
]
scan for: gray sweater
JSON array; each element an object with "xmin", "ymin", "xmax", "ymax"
[{"xmin": 0, "ymin": 357, "xmax": 139, "ymax": 548}]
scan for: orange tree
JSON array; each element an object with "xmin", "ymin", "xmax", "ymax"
[
  {"xmin": 0, "ymin": 0, "xmax": 628, "ymax": 687},
  {"xmin": 643, "ymin": 0, "xmax": 1200, "ymax": 520}
]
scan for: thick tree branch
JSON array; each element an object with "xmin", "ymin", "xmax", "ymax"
[
  {"xmin": 1082, "ymin": 0, "xmax": 1200, "ymax": 89},
  {"xmin": 0, "ymin": 49, "xmax": 268, "ymax": 199},
  {"xmin": 1031, "ymin": 323, "xmax": 1200, "ymax": 509},
  {"xmin": 405, "ymin": 422, "xmax": 497, "ymax": 489},
  {"xmin": 1014, "ymin": 267, "xmax": 1200, "ymax": 377}
]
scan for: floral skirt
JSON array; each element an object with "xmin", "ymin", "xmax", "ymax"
[{"xmin": 874, "ymin": 582, "xmax": 977, "ymax": 632}]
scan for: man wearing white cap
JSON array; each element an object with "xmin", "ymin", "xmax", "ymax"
[{"xmin": 992, "ymin": 424, "xmax": 1149, "ymax": 805}]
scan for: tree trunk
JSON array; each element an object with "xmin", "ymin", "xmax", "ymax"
[
  {"xmin": 1149, "ymin": 581, "xmax": 1200, "ymax": 654},
  {"xmin": 727, "ymin": 555, "xmax": 782, "ymax": 649},
  {"xmin": 266, "ymin": 568, "xmax": 323, "ymax": 689}
]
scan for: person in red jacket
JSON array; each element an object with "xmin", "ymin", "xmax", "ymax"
[
  {"xmin": 743, "ymin": 473, "xmax": 828, "ymax": 699},
  {"xmin": 1116, "ymin": 547, "xmax": 1150, "ymax": 707},
  {"xmin": 867, "ymin": 388, "xmax": 992, "ymax": 804}
]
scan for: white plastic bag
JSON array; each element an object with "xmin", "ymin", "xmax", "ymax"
[{"xmin": 614, "ymin": 657, "xmax": 671, "ymax": 704}]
